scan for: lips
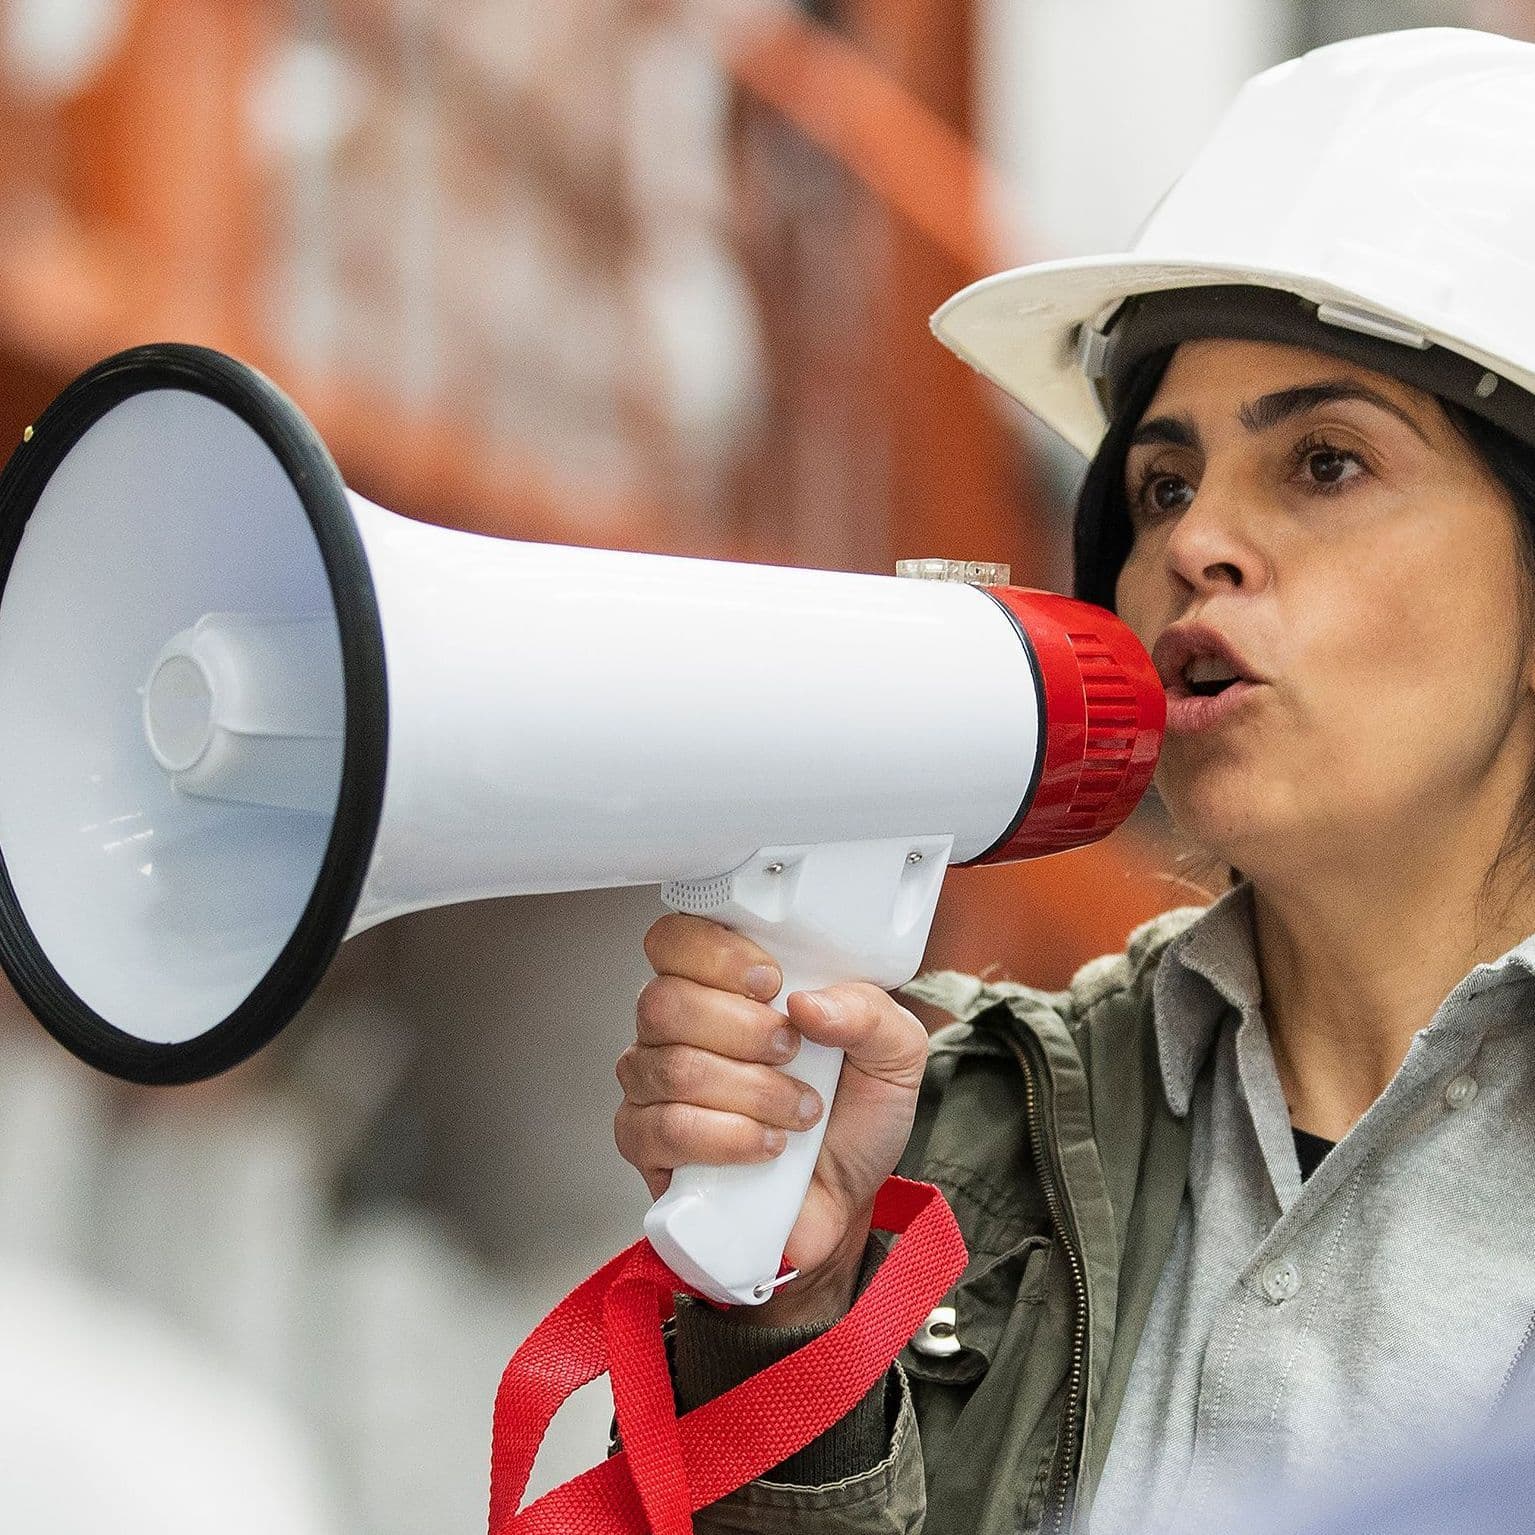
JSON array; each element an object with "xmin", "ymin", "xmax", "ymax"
[
  {"xmin": 1151, "ymin": 622, "xmax": 1262, "ymax": 700},
  {"xmin": 1151, "ymin": 621, "xmax": 1265, "ymax": 734},
  {"xmin": 1164, "ymin": 679, "xmax": 1260, "ymax": 734}
]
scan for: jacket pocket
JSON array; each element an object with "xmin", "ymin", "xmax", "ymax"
[{"xmin": 900, "ymin": 1233, "xmax": 1053, "ymax": 1387}]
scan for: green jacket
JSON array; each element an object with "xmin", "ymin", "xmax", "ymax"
[{"xmin": 694, "ymin": 904, "xmax": 1205, "ymax": 1535}]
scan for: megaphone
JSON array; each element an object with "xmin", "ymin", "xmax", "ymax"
[{"xmin": 0, "ymin": 343, "xmax": 1163, "ymax": 1304}]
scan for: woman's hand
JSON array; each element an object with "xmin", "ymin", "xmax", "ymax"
[{"xmin": 614, "ymin": 912, "xmax": 930, "ymax": 1325}]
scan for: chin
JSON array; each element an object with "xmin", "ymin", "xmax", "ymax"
[{"xmin": 1158, "ymin": 768, "xmax": 1290, "ymax": 876}]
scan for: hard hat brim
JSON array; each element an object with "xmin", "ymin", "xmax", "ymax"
[{"xmin": 931, "ymin": 254, "xmax": 1535, "ymax": 458}]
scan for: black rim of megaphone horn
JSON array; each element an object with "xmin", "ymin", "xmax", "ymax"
[{"xmin": 0, "ymin": 343, "xmax": 389, "ymax": 1085}]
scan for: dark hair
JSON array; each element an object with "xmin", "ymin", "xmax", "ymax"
[
  {"xmin": 1442, "ymin": 401, "xmax": 1535, "ymax": 902},
  {"xmin": 1443, "ymin": 401, "xmax": 1535, "ymax": 641},
  {"xmin": 1073, "ymin": 361, "xmax": 1535, "ymax": 904},
  {"xmin": 1072, "ymin": 348, "xmax": 1176, "ymax": 612}
]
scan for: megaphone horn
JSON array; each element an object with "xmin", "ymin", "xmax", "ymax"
[
  {"xmin": 0, "ymin": 345, "xmax": 388, "ymax": 1085},
  {"xmin": 0, "ymin": 343, "xmax": 1163, "ymax": 1304}
]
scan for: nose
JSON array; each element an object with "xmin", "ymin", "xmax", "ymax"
[{"xmin": 1161, "ymin": 468, "xmax": 1270, "ymax": 597}]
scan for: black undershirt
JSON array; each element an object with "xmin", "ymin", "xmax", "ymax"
[{"xmin": 1292, "ymin": 1126, "xmax": 1336, "ymax": 1181}]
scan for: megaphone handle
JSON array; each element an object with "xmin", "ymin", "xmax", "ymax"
[
  {"xmin": 646, "ymin": 835, "xmax": 952, "ymax": 1306},
  {"xmin": 644, "ymin": 963, "xmax": 847, "ymax": 1308}
]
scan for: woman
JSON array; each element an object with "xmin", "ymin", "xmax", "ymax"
[{"xmin": 613, "ymin": 27, "xmax": 1535, "ymax": 1534}]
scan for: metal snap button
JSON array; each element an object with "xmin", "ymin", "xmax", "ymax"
[
  {"xmin": 911, "ymin": 1303, "xmax": 962, "ymax": 1357},
  {"xmin": 1445, "ymin": 1074, "xmax": 1479, "ymax": 1110},
  {"xmin": 1260, "ymin": 1258, "xmax": 1302, "ymax": 1304}
]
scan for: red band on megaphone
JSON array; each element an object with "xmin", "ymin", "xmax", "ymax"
[
  {"xmin": 973, "ymin": 587, "xmax": 1163, "ymax": 863},
  {"xmin": 487, "ymin": 1176, "xmax": 967, "ymax": 1535}
]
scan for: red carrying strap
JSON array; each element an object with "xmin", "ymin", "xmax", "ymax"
[{"xmin": 488, "ymin": 1176, "xmax": 967, "ymax": 1535}]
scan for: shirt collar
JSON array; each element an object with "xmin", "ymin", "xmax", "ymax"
[
  {"xmin": 1154, "ymin": 881, "xmax": 1261, "ymax": 1117},
  {"xmin": 1152, "ymin": 879, "xmax": 1535, "ymax": 1118}
]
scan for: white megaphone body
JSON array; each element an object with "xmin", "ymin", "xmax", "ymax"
[{"xmin": 0, "ymin": 344, "xmax": 1163, "ymax": 1305}]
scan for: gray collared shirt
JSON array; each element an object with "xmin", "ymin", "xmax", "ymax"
[{"xmin": 1088, "ymin": 882, "xmax": 1535, "ymax": 1534}]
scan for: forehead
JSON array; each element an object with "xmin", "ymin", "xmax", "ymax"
[{"xmin": 1139, "ymin": 337, "xmax": 1436, "ymax": 425}]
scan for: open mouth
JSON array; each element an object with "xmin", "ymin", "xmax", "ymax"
[
  {"xmin": 1152, "ymin": 624, "xmax": 1263, "ymax": 714},
  {"xmin": 1186, "ymin": 676, "xmax": 1238, "ymax": 698},
  {"xmin": 1182, "ymin": 659, "xmax": 1242, "ymax": 697}
]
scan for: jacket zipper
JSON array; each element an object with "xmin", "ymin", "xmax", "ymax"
[
  {"xmin": 1011, "ymin": 1038, "xmax": 1089, "ymax": 1535},
  {"xmin": 1495, "ymin": 1308, "xmax": 1535, "ymax": 1408}
]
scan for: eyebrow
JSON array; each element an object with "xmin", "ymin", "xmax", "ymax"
[{"xmin": 1128, "ymin": 379, "xmax": 1433, "ymax": 452}]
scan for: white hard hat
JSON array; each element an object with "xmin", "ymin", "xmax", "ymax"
[{"xmin": 932, "ymin": 27, "xmax": 1535, "ymax": 460}]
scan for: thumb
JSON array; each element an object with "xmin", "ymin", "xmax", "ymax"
[{"xmin": 783, "ymin": 984, "xmax": 928, "ymax": 1091}]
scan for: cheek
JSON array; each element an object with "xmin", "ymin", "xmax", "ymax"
[
  {"xmin": 1274, "ymin": 519, "xmax": 1528, "ymax": 808},
  {"xmin": 1350, "ymin": 513, "xmax": 1524, "ymax": 706},
  {"xmin": 1111, "ymin": 544, "xmax": 1161, "ymax": 645}
]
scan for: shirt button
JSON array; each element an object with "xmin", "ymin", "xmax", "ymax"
[
  {"xmin": 1445, "ymin": 1074, "xmax": 1479, "ymax": 1110},
  {"xmin": 1260, "ymin": 1258, "xmax": 1302, "ymax": 1304}
]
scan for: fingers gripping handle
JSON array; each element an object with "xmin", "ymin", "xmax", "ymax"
[
  {"xmin": 646, "ymin": 835, "xmax": 952, "ymax": 1306},
  {"xmin": 643, "ymin": 968, "xmax": 844, "ymax": 1306}
]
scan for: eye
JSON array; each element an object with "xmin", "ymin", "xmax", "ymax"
[
  {"xmin": 1294, "ymin": 435, "xmax": 1367, "ymax": 492},
  {"xmin": 1128, "ymin": 469, "xmax": 1196, "ymax": 527}
]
